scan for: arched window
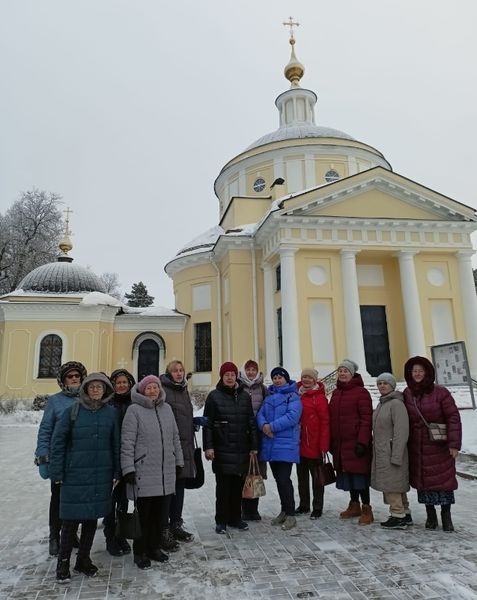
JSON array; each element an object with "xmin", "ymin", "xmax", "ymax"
[
  {"xmin": 132, "ymin": 332, "xmax": 166, "ymax": 381},
  {"xmin": 38, "ymin": 334, "xmax": 62, "ymax": 378}
]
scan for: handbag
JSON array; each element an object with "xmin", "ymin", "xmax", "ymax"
[
  {"xmin": 412, "ymin": 397, "xmax": 447, "ymax": 442},
  {"xmin": 115, "ymin": 486, "xmax": 142, "ymax": 540},
  {"xmin": 315, "ymin": 453, "xmax": 336, "ymax": 487},
  {"xmin": 242, "ymin": 453, "xmax": 266, "ymax": 499},
  {"xmin": 184, "ymin": 435, "xmax": 205, "ymax": 490}
]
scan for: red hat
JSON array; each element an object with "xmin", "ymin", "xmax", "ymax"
[{"xmin": 219, "ymin": 362, "xmax": 238, "ymax": 378}]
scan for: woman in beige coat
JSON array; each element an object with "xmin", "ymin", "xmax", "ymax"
[{"xmin": 371, "ymin": 373, "xmax": 412, "ymax": 529}]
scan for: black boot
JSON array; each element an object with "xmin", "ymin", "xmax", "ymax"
[
  {"xmin": 425, "ymin": 505, "xmax": 438, "ymax": 530},
  {"xmin": 441, "ymin": 504, "xmax": 455, "ymax": 532},
  {"xmin": 56, "ymin": 558, "xmax": 70, "ymax": 583},
  {"xmin": 159, "ymin": 528, "xmax": 180, "ymax": 552}
]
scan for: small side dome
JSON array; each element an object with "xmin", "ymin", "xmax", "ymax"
[{"xmin": 17, "ymin": 259, "xmax": 106, "ymax": 294}]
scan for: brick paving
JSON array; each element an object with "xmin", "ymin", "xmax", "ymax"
[{"xmin": 1, "ymin": 424, "xmax": 476, "ymax": 600}]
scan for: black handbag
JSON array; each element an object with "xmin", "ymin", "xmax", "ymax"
[
  {"xmin": 315, "ymin": 453, "xmax": 336, "ymax": 487},
  {"xmin": 115, "ymin": 485, "xmax": 142, "ymax": 540},
  {"xmin": 184, "ymin": 435, "xmax": 205, "ymax": 490}
]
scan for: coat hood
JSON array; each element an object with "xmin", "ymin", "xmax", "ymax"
[
  {"xmin": 79, "ymin": 372, "xmax": 114, "ymax": 409},
  {"xmin": 131, "ymin": 383, "xmax": 166, "ymax": 408},
  {"xmin": 160, "ymin": 372, "xmax": 187, "ymax": 391},
  {"xmin": 336, "ymin": 373, "xmax": 365, "ymax": 390},
  {"xmin": 268, "ymin": 380, "xmax": 297, "ymax": 395},
  {"xmin": 379, "ymin": 389, "xmax": 404, "ymax": 404},
  {"xmin": 404, "ymin": 356, "xmax": 435, "ymax": 396}
]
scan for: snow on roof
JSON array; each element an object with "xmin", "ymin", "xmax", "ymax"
[
  {"xmin": 80, "ymin": 292, "xmax": 180, "ymax": 317},
  {"xmin": 80, "ymin": 292, "xmax": 123, "ymax": 307},
  {"xmin": 123, "ymin": 305, "xmax": 181, "ymax": 317},
  {"xmin": 177, "ymin": 225, "xmax": 224, "ymax": 256}
]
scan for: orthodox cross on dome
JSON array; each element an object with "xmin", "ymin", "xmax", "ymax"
[
  {"xmin": 283, "ymin": 16, "xmax": 299, "ymax": 44},
  {"xmin": 63, "ymin": 207, "xmax": 73, "ymax": 236},
  {"xmin": 59, "ymin": 206, "xmax": 73, "ymax": 255}
]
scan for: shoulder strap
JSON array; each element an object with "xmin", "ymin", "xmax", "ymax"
[
  {"xmin": 70, "ymin": 400, "xmax": 80, "ymax": 425},
  {"xmin": 412, "ymin": 396, "xmax": 430, "ymax": 429}
]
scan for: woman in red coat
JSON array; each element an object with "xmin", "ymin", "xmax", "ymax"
[
  {"xmin": 329, "ymin": 359, "xmax": 373, "ymax": 525},
  {"xmin": 403, "ymin": 356, "xmax": 461, "ymax": 532},
  {"xmin": 296, "ymin": 368, "xmax": 330, "ymax": 519}
]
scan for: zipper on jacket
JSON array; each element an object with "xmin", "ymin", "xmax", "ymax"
[{"xmin": 155, "ymin": 407, "xmax": 166, "ymax": 493}]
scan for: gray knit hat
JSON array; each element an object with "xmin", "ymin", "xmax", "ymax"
[
  {"xmin": 376, "ymin": 372, "xmax": 397, "ymax": 390},
  {"xmin": 338, "ymin": 359, "xmax": 359, "ymax": 376},
  {"xmin": 301, "ymin": 368, "xmax": 319, "ymax": 381}
]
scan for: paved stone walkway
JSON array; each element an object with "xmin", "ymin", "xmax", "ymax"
[{"xmin": 1, "ymin": 424, "xmax": 476, "ymax": 600}]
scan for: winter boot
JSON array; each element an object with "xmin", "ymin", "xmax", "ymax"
[
  {"xmin": 404, "ymin": 513, "xmax": 413, "ymax": 526},
  {"xmin": 159, "ymin": 528, "xmax": 180, "ymax": 552},
  {"xmin": 380, "ymin": 516, "xmax": 408, "ymax": 530},
  {"xmin": 147, "ymin": 548, "xmax": 169, "ymax": 562},
  {"xmin": 271, "ymin": 511, "xmax": 287, "ymax": 526},
  {"xmin": 425, "ymin": 505, "xmax": 438, "ymax": 530},
  {"xmin": 118, "ymin": 537, "xmax": 131, "ymax": 554},
  {"xmin": 339, "ymin": 501, "xmax": 362, "ymax": 519},
  {"xmin": 281, "ymin": 515, "xmax": 297, "ymax": 530},
  {"xmin": 171, "ymin": 523, "xmax": 194, "ymax": 542},
  {"xmin": 358, "ymin": 504, "xmax": 374, "ymax": 525},
  {"xmin": 441, "ymin": 504, "xmax": 455, "ymax": 532},
  {"xmin": 56, "ymin": 558, "xmax": 70, "ymax": 583},
  {"xmin": 74, "ymin": 555, "xmax": 98, "ymax": 577},
  {"xmin": 134, "ymin": 554, "xmax": 152, "ymax": 570}
]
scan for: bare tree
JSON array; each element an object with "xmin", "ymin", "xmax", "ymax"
[
  {"xmin": 0, "ymin": 189, "xmax": 64, "ymax": 294},
  {"xmin": 100, "ymin": 272, "xmax": 123, "ymax": 300}
]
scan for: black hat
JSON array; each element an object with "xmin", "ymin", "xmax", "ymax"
[
  {"xmin": 270, "ymin": 366, "xmax": 290, "ymax": 383},
  {"xmin": 57, "ymin": 361, "xmax": 87, "ymax": 387}
]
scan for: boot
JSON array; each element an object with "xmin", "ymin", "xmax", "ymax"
[
  {"xmin": 56, "ymin": 558, "xmax": 70, "ymax": 583},
  {"xmin": 159, "ymin": 527, "xmax": 180, "ymax": 552},
  {"xmin": 106, "ymin": 536, "xmax": 124, "ymax": 556},
  {"xmin": 339, "ymin": 501, "xmax": 362, "ymax": 519},
  {"xmin": 281, "ymin": 515, "xmax": 297, "ymax": 530},
  {"xmin": 171, "ymin": 523, "xmax": 194, "ymax": 542},
  {"xmin": 271, "ymin": 511, "xmax": 286, "ymax": 526},
  {"xmin": 441, "ymin": 504, "xmax": 454, "ymax": 532},
  {"xmin": 425, "ymin": 505, "xmax": 438, "ymax": 530},
  {"xmin": 74, "ymin": 555, "xmax": 98, "ymax": 577},
  {"xmin": 358, "ymin": 504, "xmax": 374, "ymax": 525}
]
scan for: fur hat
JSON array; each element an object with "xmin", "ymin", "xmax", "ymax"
[
  {"xmin": 376, "ymin": 372, "xmax": 397, "ymax": 390},
  {"xmin": 57, "ymin": 361, "xmax": 87, "ymax": 387},
  {"xmin": 219, "ymin": 362, "xmax": 238, "ymax": 378},
  {"xmin": 137, "ymin": 374, "xmax": 162, "ymax": 395},
  {"xmin": 110, "ymin": 369, "xmax": 136, "ymax": 389},
  {"xmin": 270, "ymin": 366, "xmax": 290, "ymax": 383},
  {"xmin": 338, "ymin": 359, "xmax": 359, "ymax": 376},
  {"xmin": 301, "ymin": 368, "xmax": 319, "ymax": 381},
  {"xmin": 243, "ymin": 359, "xmax": 259, "ymax": 372}
]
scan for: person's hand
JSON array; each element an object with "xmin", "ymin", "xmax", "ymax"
[
  {"xmin": 123, "ymin": 471, "xmax": 136, "ymax": 484},
  {"xmin": 354, "ymin": 442, "xmax": 367, "ymax": 458},
  {"xmin": 449, "ymin": 448, "xmax": 459, "ymax": 459},
  {"xmin": 38, "ymin": 463, "xmax": 50, "ymax": 480},
  {"xmin": 176, "ymin": 465, "xmax": 184, "ymax": 476},
  {"xmin": 205, "ymin": 449, "xmax": 215, "ymax": 461},
  {"xmin": 262, "ymin": 423, "xmax": 273, "ymax": 438}
]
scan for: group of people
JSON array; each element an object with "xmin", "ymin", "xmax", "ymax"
[
  {"xmin": 35, "ymin": 360, "xmax": 199, "ymax": 583},
  {"xmin": 35, "ymin": 353, "xmax": 462, "ymax": 583}
]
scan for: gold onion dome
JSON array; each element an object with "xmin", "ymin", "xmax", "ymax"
[{"xmin": 284, "ymin": 37, "xmax": 304, "ymax": 88}]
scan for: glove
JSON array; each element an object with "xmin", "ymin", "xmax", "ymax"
[
  {"xmin": 123, "ymin": 471, "xmax": 136, "ymax": 485},
  {"xmin": 176, "ymin": 465, "xmax": 183, "ymax": 477},
  {"xmin": 354, "ymin": 442, "xmax": 367, "ymax": 458},
  {"xmin": 193, "ymin": 416, "xmax": 208, "ymax": 428},
  {"xmin": 39, "ymin": 463, "xmax": 50, "ymax": 480}
]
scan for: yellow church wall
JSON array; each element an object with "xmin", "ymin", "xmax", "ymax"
[
  {"xmin": 246, "ymin": 164, "xmax": 275, "ymax": 195},
  {"xmin": 220, "ymin": 196, "xmax": 271, "ymax": 231},
  {"xmin": 315, "ymin": 157, "xmax": 348, "ymax": 183}
]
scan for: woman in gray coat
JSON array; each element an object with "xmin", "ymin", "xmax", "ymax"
[
  {"xmin": 371, "ymin": 373, "xmax": 411, "ymax": 529},
  {"xmin": 121, "ymin": 375, "xmax": 184, "ymax": 570}
]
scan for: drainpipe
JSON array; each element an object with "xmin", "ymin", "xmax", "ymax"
[
  {"xmin": 210, "ymin": 254, "xmax": 222, "ymax": 366},
  {"xmin": 250, "ymin": 242, "xmax": 259, "ymax": 362}
]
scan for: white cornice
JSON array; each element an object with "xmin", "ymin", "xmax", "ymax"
[
  {"xmin": 114, "ymin": 313, "xmax": 187, "ymax": 332},
  {"xmin": 0, "ymin": 302, "xmax": 118, "ymax": 323}
]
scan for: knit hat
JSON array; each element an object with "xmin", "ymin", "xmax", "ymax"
[
  {"xmin": 301, "ymin": 368, "xmax": 319, "ymax": 381},
  {"xmin": 244, "ymin": 359, "xmax": 259, "ymax": 372},
  {"xmin": 57, "ymin": 361, "xmax": 87, "ymax": 387},
  {"xmin": 137, "ymin": 374, "xmax": 162, "ymax": 395},
  {"xmin": 337, "ymin": 359, "xmax": 359, "ymax": 376},
  {"xmin": 110, "ymin": 369, "xmax": 136, "ymax": 389},
  {"xmin": 219, "ymin": 362, "xmax": 239, "ymax": 378},
  {"xmin": 376, "ymin": 372, "xmax": 397, "ymax": 390},
  {"xmin": 270, "ymin": 366, "xmax": 290, "ymax": 382}
]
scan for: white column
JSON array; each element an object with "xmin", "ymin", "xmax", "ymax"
[
  {"xmin": 262, "ymin": 262, "xmax": 278, "ymax": 377},
  {"xmin": 397, "ymin": 251, "xmax": 426, "ymax": 357},
  {"xmin": 457, "ymin": 251, "xmax": 477, "ymax": 378},
  {"xmin": 340, "ymin": 250, "xmax": 368, "ymax": 375},
  {"xmin": 279, "ymin": 248, "xmax": 301, "ymax": 377}
]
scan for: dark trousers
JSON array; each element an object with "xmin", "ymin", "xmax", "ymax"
[
  {"xmin": 215, "ymin": 473, "xmax": 243, "ymax": 525},
  {"xmin": 49, "ymin": 482, "xmax": 61, "ymax": 537},
  {"xmin": 241, "ymin": 497, "xmax": 260, "ymax": 517},
  {"xmin": 59, "ymin": 519, "xmax": 96, "ymax": 561},
  {"xmin": 103, "ymin": 479, "xmax": 128, "ymax": 540},
  {"xmin": 350, "ymin": 488, "xmax": 370, "ymax": 504},
  {"xmin": 270, "ymin": 461, "xmax": 295, "ymax": 516},
  {"xmin": 133, "ymin": 495, "xmax": 171, "ymax": 556},
  {"xmin": 296, "ymin": 457, "xmax": 324, "ymax": 511},
  {"xmin": 169, "ymin": 478, "xmax": 186, "ymax": 527}
]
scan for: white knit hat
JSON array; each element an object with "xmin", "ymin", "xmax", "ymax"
[
  {"xmin": 376, "ymin": 372, "xmax": 397, "ymax": 390},
  {"xmin": 338, "ymin": 359, "xmax": 359, "ymax": 376}
]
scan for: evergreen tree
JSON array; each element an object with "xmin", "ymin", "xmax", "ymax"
[{"xmin": 125, "ymin": 281, "xmax": 154, "ymax": 307}]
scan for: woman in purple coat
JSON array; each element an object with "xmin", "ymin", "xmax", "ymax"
[{"xmin": 403, "ymin": 356, "xmax": 462, "ymax": 532}]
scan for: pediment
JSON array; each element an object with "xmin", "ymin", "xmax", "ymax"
[{"xmin": 281, "ymin": 168, "xmax": 476, "ymax": 223}]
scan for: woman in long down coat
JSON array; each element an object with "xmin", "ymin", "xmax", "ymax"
[
  {"xmin": 121, "ymin": 375, "xmax": 184, "ymax": 569},
  {"xmin": 50, "ymin": 373, "xmax": 119, "ymax": 583},
  {"xmin": 329, "ymin": 359, "xmax": 373, "ymax": 525},
  {"xmin": 203, "ymin": 362, "xmax": 258, "ymax": 535},
  {"xmin": 160, "ymin": 360, "xmax": 195, "ymax": 543},
  {"xmin": 371, "ymin": 372, "xmax": 411, "ymax": 530},
  {"xmin": 403, "ymin": 356, "xmax": 461, "ymax": 532}
]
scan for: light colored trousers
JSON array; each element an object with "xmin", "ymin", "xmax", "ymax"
[{"xmin": 383, "ymin": 492, "xmax": 410, "ymax": 517}]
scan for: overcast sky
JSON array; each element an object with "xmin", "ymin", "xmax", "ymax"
[{"xmin": 1, "ymin": 0, "xmax": 476, "ymax": 307}]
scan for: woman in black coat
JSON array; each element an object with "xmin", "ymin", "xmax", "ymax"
[{"xmin": 203, "ymin": 362, "xmax": 258, "ymax": 534}]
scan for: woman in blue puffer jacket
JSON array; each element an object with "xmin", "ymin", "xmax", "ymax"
[{"xmin": 257, "ymin": 367, "xmax": 302, "ymax": 531}]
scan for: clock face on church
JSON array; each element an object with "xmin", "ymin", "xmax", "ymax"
[{"xmin": 253, "ymin": 177, "xmax": 266, "ymax": 192}]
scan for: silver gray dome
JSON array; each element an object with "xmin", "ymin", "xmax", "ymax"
[
  {"xmin": 246, "ymin": 124, "xmax": 355, "ymax": 151},
  {"xmin": 18, "ymin": 258, "xmax": 106, "ymax": 294}
]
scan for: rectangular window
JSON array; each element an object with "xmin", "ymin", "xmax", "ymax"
[
  {"xmin": 194, "ymin": 322, "xmax": 212, "ymax": 372},
  {"xmin": 276, "ymin": 265, "xmax": 281, "ymax": 291},
  {"xmin": 276, "ymin": 308, "xmax": 283, "ymax": 367}
]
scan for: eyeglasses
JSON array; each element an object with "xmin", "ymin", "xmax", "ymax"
[
  {"xmin": 65, "ymin": 373, "xmax": 81, "ymax": 379},
  {"xmin": 88, "ymin": 384, "xmax": 105, "ymax": 390}
]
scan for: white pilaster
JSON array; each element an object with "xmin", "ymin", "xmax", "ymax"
[
  {"xmin": 397, "ymin": 251, "xmax": 427, "ymax": 357},
  {"xmin": 262, "ymin": 262, "xmax": 278, "ymax": 377},
  {"xmin": 340, "ymin": 250, "xmax": 369, "ymax": 375},
  {"xmin": 279, "ymin": 248, "xmax": 301, "ymax": 377},
  {"xmin": 457, "ymin": 251, "xmax": 477, "ymax": 378}
]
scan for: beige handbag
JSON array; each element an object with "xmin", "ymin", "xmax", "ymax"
[
  {"xmin": 242, "ymin": 454, "xmax": 266, "ymax": 499},
  {"xmin": 413, "ymin": 397, "xmax": 447, "ymax": 442}
]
